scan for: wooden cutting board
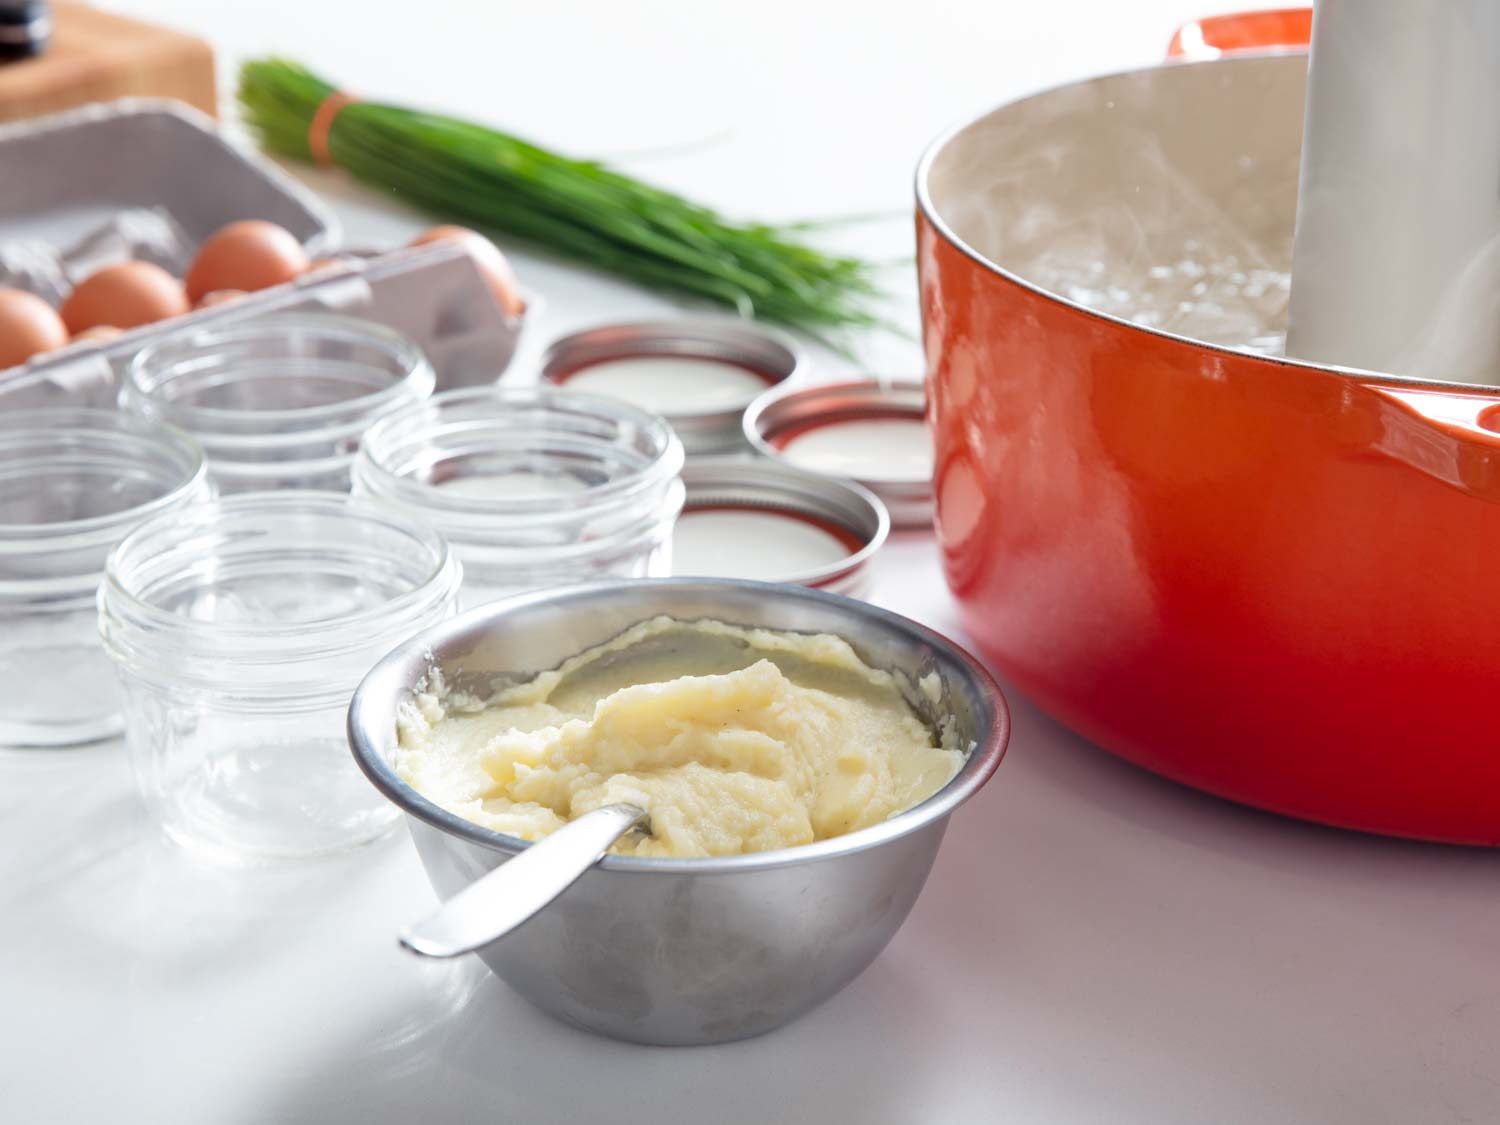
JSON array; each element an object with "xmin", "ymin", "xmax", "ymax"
[{"xmin": 0, "ymin": 3, "xmax": 216, "ymax": 124}]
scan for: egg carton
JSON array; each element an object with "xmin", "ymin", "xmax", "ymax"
[{"xmin": 0, "ymin": 99, "xmax": 525, "ymax": 406}]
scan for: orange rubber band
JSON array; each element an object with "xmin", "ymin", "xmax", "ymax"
[{"xmin": 308, "ymin": 91, "xmax": 358, "ymax": 166}]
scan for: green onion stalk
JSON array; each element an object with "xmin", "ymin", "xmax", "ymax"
[{"xmin": 238, "ymin": 59, "xmax": 884, "ymax": 339}]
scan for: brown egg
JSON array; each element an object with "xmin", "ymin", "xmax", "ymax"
[
  {"xmin": 185, "ymin": 220, "xmax": 309, "ymax": 302},
  {"xmin": 0, "ymin": 288, "xmax": 69, "ymax": 368},
  {"xmin": 303, "ymin": 257, "xmax": 352, "ymax": 275},
  {"xmin": 195, "ymin": 288, "xmax": 248, "ymax": 310},
  {"xmin": 409, "ymin": 225, "xmax": 525, "ymax": 317},
  {"xmin": 61, "ymin": 262, "xmax": 190, "ymax": 334},
  {"xmin": 70, "ymin": 325, "xmax": 125, "ymax": 345}
]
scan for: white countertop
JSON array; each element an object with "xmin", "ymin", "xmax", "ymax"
[{"xmin": 5, "ymin": 2, "xmax": 1499, "ymax": 1122}]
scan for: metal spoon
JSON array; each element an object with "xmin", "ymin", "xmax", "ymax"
[{"xmin": 399, "ymin": 803, "xmax": 650, "ymax": 959}]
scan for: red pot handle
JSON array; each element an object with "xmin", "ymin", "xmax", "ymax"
[
  {"xmin": 1167, "ymin": 8, "xmax": 1312, "ymax": 60},
  {"xmin": 1366, "ymin": 384, "xmax": 1500, "ymax": 502}
]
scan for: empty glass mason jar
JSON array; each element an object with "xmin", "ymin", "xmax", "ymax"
[
  {"xmin": 98, "ymin": 491, "xmax": 461, "ymax": 860},
  {"xmin": 0, "ymin": 408, "xmax": 209, "ymax": 747},
  {"xmin": 121, "ymin": 313, "xmax": 435, "ymax": 493},
  {"xmin": 352, "ymin": 387, "xmax": 685, "ymax": 607}
]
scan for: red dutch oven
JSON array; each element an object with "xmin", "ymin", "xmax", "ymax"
[{"xmin": 916, "ymin": 47, "xmax": 1500, "ymax": 845}]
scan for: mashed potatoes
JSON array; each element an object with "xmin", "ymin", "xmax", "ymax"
[{"xmin": 394, "ymin": 617, "xmax": 963, "ymax": 858}]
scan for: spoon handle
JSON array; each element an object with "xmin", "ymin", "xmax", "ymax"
[{"xmin": 399, "ymin": 803, "xmax": 649, "ymax": 959}]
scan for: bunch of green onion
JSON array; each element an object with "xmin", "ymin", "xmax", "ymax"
[{"xmin": 238, "ymin": 59, "xmax": 882, "ymax": 337}]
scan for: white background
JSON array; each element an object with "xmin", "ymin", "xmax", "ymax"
[{"xmin": 3, "ymin": 2, "xmax": 1498, "ymax": 1122}]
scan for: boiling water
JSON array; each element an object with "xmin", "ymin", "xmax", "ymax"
[
  {"xmin": 1025, "ymin": 238, "xmax": 1290, "ymax": 356},
  {"xmin": 985, "ymin": 133, "xmax": 1296, "ymax": 356},
  {"xmin": 1017, "ymin": 2, "xmax": 1500, "ymax": 382}
]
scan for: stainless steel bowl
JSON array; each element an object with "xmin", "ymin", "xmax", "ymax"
[{"xmin": 347, "ymin": 578, "xmax": 1009, "ymax": 1045}]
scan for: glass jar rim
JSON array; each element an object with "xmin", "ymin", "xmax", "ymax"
[
  {"xmin": 355, "ymin": 385, "xmax": 685, "ymax": 520},
  {"xmin": 439, "ymin": 477, "xmax": 685, "ymax": 574},
  {"xmin": 0, "ymin": 407, "xmax": 208, "ymax": 546},
  {"xmin": 124, "ymin": 313, "xmax": 435, "ymax": 431},
  {"xmin": 100, "ymin": 490, "xmax": 460, "ymax": 658}
]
